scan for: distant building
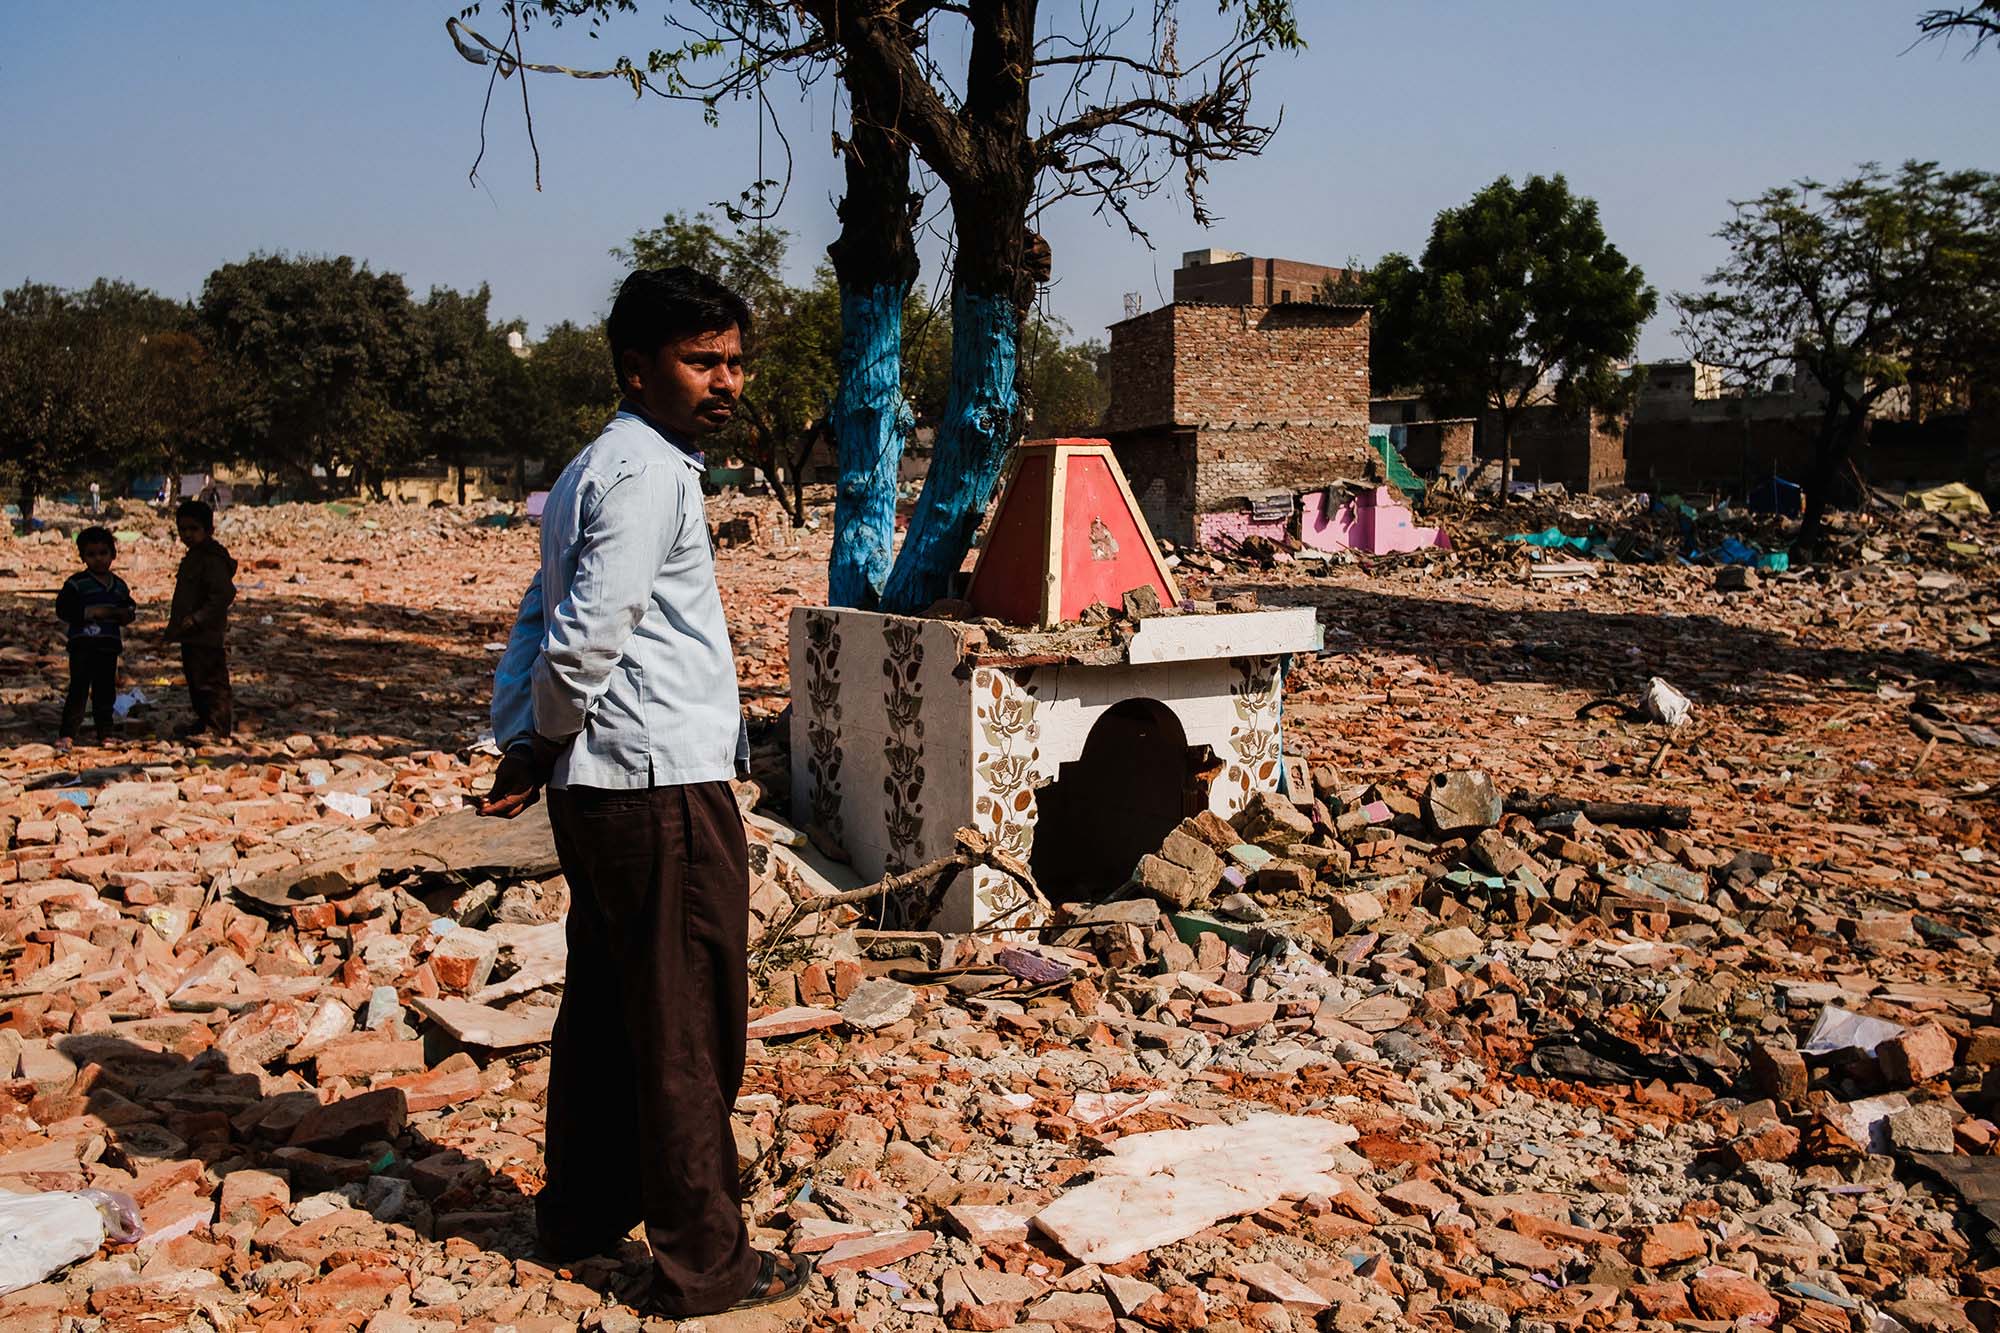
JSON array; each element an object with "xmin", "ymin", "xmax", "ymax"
[
  {"xmin": 1369, "ymin": 390, "xmax": 1625, "ymax": 496},
  {"xmin": 1171, "ymin": 249, "xmax": 1358, "ymax": 306},
  {"xmin": 1632, "ymin": 358, "xmax": 1836, "ymax": 423},
  {"xmin": 1620, "ymin": 358, "xmax": 1964, "ymax": 493},
  {"xmin": 1102, "ymin": 252, "xmax": 1372, "ymax": 548}
]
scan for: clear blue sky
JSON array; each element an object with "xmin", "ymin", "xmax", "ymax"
[{"xmin": 3, "ymin": 3, "xmax": 1993, "ymax": 360}]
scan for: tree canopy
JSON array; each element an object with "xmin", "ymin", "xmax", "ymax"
[
  {"xmin": 0, "ymin": 281, "xmax": 227, "ymax": 515},
  {"xmin": 1675, "ymin": 160, "xmax": 2000, "ymax": 543},
  {"xmin": 1359, "ymin": 174, "xmax": 1655, "ymax": 496},
  {"xmin": 1, "ymin": 254, "xmax": 621, "ymax": 512},
  {"xmin": 199, "ymin": 254, "xmax": 426, "ymax": 495},
  {"xmin": 448, "ymin": 0, "xmax": 1300, "ymax": 609}
]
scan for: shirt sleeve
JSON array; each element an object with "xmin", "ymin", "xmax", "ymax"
[
  {"xmin": 491, "ymin": 576, "xmax": 546, "ymax": 751},
  {"xmin": 193, "ymin": 560, "xmax": 236, "ymax": 630},
  {"xmin": 55, "ymin": 580, "xmax": 81, "ymax": 630},
  {"xmin": 532, "ymin": 463, "xmax": 680, "ymax": 742}
]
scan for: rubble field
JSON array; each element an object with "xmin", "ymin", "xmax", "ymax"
[{"xmin": 1, "ymin": 494, "xmax": 1998, "ymax": 1333}]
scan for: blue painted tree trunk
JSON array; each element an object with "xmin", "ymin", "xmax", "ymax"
[
  {"xmin": 827, "ymin": 281, "xmax": 912, "ymax": 609},
  {"xmin": 879, "ymin": 287, "xmax": 1019, "ymax": 613}
]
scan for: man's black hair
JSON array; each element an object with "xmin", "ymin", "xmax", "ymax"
[
  {"xmin": 176, "ymin": 499, "xmax": 214, "ymax": 533},
  {"xmin": 605, "ymin": 266, "xmax": 752, "ymax": 390},
  {"xmin": 76, "ymin": 526, "xmax": 116, "ymax": 555}
]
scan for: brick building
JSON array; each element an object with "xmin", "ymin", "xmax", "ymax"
[
  {"xmin": 1171, "ymin": 248, "xmax": 1358, "ymax": 306},
  {"xmin": 1372, "ymin": 394, "xmax": 1626, "ymax": 495},
  {"xmin": 1102, "ymin": 252, "xmax": 1372, "ymax": 546},
  {"xmin": 1394, "ymin": 418, "xmax": 1477, "ymax": 480},
  {"xmin": 1103, "ymin": 298, "xmax": 1373, "ymax": 546},
  {"xmin": 1500, "ymin": 407, "xmax": 1628, "ymax": 493}
]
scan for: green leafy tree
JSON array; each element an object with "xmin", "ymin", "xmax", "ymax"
[
  {"xmin": 410, "ymin": 283, "xmax": 506, "ymax": 503},
  {"xmin": 1676, "ymin": 161, "xmax": 2000, "ymax": 546},
  {"xmin": 736, "ymin": 267, "xmax": 841, "ymax": 524},
  {"xmin": 0, "ymin": 285, "xmax": 111, "ymax": 516},
  {"xmin": 199, "ymin": 254, "xmax": 423, "ymax": 497},
  {"xmin": 617, "ymin": 211, "xmax": 786, "ymax": 316},
  {"xmin": 1319, "ymin": 259, "xmax": 1424, "ymax": 398},
  {"xmin": 1366, "ymin": 175, "xmax": 1656, "ymax": 498},
  {"xmin": 77, "ymin": 282, "xmax": 238, "ymax": 492},
  {"xmin": 508, "ymin": 319, "xmax": 619, "ymax": 477},
  {"xmin": 125, "ymin": 326, "xmax": 239, "ymax": 491},
  {"xmin": 0, "ymin": 280, "xmax": 210, "ymax": 516},
  {"xmin": 1020, "ymin": 324, "xmax": 1108, "ymax": 439}
]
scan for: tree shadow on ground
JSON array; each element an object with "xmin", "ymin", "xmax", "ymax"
[
  {"xmin": 43, "ymin": 1033, "xmax": 654, "ymax": 1311},
  {"xmin": 0, "ymin": 589, "xmax": 515, "ymax": 756},
  {"xmin": 1225, "ymin": 579, "xmax": 2000, "ymax": 704}
]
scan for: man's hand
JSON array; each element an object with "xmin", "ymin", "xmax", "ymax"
[
  {"xmin": 477, "ymin": 736, "xmax": 564, "ymax": 819},
  {"xmin": 479, "ymin": 745, "xmax": 544, "ymax": 819}
]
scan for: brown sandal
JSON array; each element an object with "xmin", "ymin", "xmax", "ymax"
[{"xmin": 732, "ymin": 1250, "xmax": 811, "ymax": 1310}]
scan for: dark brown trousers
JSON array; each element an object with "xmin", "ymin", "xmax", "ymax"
[
  {"xmin": 540, "ymin": 781, "xmax": 758, "ymax": 1316},
  {"xmin": 180, "ymin": 643, "xmax": 233, "ymax": 736},
  {"xmin": 62, "ymin": 645, "xmax": 118, "ymax": 739}
]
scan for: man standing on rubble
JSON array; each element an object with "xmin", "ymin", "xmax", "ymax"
[{"xmin": 480, "ymin": 267, "xmax": 807, "ymax": 1316}]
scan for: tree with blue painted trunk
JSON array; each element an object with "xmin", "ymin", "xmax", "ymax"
[
  {"xmin": 826, "ymin": 284, "xmax": 909, "ymax": 607},
  {"xmin": 833, "ymin": 0, "xmax": 1301, "ymax": 612},
  {"xmin": 880, "ymin": 286, "xmax": 1023, "ymax": 611},
  {"xmin": 826, "ymin": 108, "xmax": 920, "ymax": 609},
  {"xmin": 854, "ymin": 0, "xmax": 1042, "ymax": 614},
  {"xmin": 447, "ymin": 1, "xmax": 1301, "ymax": 611}
]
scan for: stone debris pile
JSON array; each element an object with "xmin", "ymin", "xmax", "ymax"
[
  {"xmin": 0, "ymin": 492, "xmax": 1996, "ymax": 1332},
  {"xmin": 1, "ymin": 737, "xmax": 1995, "ymax": 1332}
]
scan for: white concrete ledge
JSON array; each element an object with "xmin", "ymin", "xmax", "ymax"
[{"xmin": 1126, "ymin": 608, "xmax": 1321, "ymax": 664}]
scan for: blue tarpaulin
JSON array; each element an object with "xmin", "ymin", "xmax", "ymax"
[{"xmin": 1505, "ymin": 526, "xmax": 1592, "ymax": 552}]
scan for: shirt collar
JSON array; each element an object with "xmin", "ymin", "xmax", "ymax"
[{"xmin": 618, "ymin": 399, "xmax": 706, "ymax": 473}]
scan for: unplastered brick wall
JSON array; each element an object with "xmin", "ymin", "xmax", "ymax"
[
  {"xmin": 1104, "ymin": 303, "xmax": 1373, "ymax": 535},
  {"xmin": 1103, "ymin": 307, "xmax": 1177, "ymax": 434},
  {"xmin": 1192, "ymin": 426, "xmax": 1375, "ymax": 513},
  {"xmin": 1495, "ymin": 407, "xmax": 1627, "ymax": 493},
  {"xmin": 1169, "ymin": 304, "xmax": 1369, "ymax": 428},
  {"xmin": 1172, "ymin": 256, "xmax": 1356, "ymax": 306},
  {"xmin": 1108, "ymin": 429, "xmax": 1197, "ymax": 545},
  {"xmin": 1399, "ymin": 419, "xmax": 1477, "ymax": 478}
]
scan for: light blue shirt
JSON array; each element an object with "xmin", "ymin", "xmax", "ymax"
[{"xmin": 491, "ymin": 409, "xmax": 743, "ymax": 790}]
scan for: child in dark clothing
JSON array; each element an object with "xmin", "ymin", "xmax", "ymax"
[
  {"xmin": 55, "ymin": 526, "xmax": 137, "ymax": 750},
  {"xmin": 164, "ymin": 499, "xmax": 238, "ymax": 738}
]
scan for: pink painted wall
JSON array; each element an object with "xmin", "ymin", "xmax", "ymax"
[
  {"xmin": 1300, "ymin": 486, "xmax": 1449, "ymax": 555},
  {"xmin": 1197, "ymin": 509, "xmax": 1289, "ymax": 553}
]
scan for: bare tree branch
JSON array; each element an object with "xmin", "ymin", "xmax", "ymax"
[{"xmin": 1914, "ymin": 3, "xmax": 2000, "ymax": 57}]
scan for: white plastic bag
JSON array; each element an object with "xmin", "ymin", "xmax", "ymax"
[
  {"xmin": 1642, "ymin": 677, "xmax": 1692, "ymax": 729},
  {"xmin": 1801, "ymin": 1005, "xmax": 1906, "ymax": 1058},
  {"xmin": 0, "ymin": 1188, "xmax": 142, "ymax": 1295}
]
